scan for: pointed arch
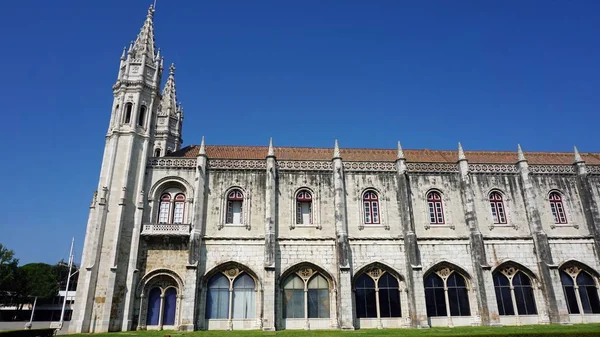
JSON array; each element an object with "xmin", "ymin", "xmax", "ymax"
[
  {"xmin": 353, "ymin": 262, "xmax": 404, "ymax": 283},
  {"xmin": 424, "ymin": 261, "xmax": 471, "ymax": 280},
  {"xmin": 137, "ymin": 268, "xmax": 184, "ymax": 329},
  {"xmin": 281, "ymin": 262, "xmax": 334, "ymax": 320},
  {"xmin": 203, "ymin": 261, "xmax": 261, "ymax": 289},
  {"xmin": 280, "ymin": 262, "xmax": 336, "ymax": 288},
  {"xmin": 492, "ymin": 261, "xmax": 538, "ymax": 316},
  {"xmin": 137, "ymin": 268, "xmax": 184, "ymax": 296},
  {"xmin": 149, "ymin": 176, "xmax": 194, "ymax": 200},
  {"xmin": 353, "ymin": 262, "xmax": 403, "ymax": 319},
  {"xmin": 424, "ymin": 261, "xmax": 471, "ymax": 318},
  {"xmin": 492, "ymin": 260, "xmax": 538, "ymax": 282},
  {"xmin": 558, "ymin": 260, "xmax": 600, "ymax": 278},
  {"xmin": 558, "ymin": 260, "xmax": 600, "ymax": 314}
]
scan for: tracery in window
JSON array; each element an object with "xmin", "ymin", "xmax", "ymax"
[
  {"xmin": 206, "ymin": 269, "xmax": 256, "ymax": 319},
  {"xmin": 296, "ymin": 190, "xmax": 313, "ymax": 225},
  {"xmin": 489, "ymin": 191, "xmax": 507, "ymax": 224},
  {"xmin": 226, "ymin": 189, "xmax": 244, "ymax": 225},
  {"xmin": 355, "ymin": 267, "xmax": 401, "ymax": 319},
  {"xmin": 283, "ymin": 268, "xmax": 330, "ymax": 319},
  {"xmin": 493, "ymin": 266, "xmax": 537, "ymax": 315},
  {"xmin": 560, "ymin": 265, "xmax": 600, "ymax": 314},
  {"xmin": 549, "ymin": 192, "xmax": 567, "ymax": 224},
  {"xmin": 424, "ymin": 267, "xmax": 470, "ymax": 317},
  {"xmin": 363, "ymin": 190, "xmax": 380, "ymax": 224}
]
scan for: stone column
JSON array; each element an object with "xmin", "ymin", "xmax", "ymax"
[
  {"xmin": 456, "ymin": 143, "xmax": 496, "ymax": 326},
  {"xmin": 180, "ymin": 137, "xmax": 209, "ymax": 331},
  {"xmin": 394, "ymin": 142, "xmax": 428, "ymax": 328},
  {"xmin": 331, "ymin": 140, "xmax": 354, "ymax": 329},
  {"xmin": 263, "ymin": 138, "xmax": 277, "ymax": 330},
  {"xmin": 516, "ymin": 145, "xmax": 563, "ymax": 323},
  {"xmin": 573, "ymin": 147, "xmax": 600, "ymax": 260}
]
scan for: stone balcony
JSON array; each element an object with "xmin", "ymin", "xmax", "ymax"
[{"xmin": 141, "ymin": 223, "xmax": 191, "ymax": 237}]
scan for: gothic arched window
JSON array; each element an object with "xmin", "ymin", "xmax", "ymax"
[
  {"xmin": 226, "ymin": 189, "xmax": 244, "ymax": 225},
  {"xmin": 283, "ymin": 270, "xmax": 330, "ymax": 319},
  {"xmin": 124, "ymin": 103, "xmax": 133, "ymax": 124},
  {"xmin": 425, "ymin": 268, "xmax": 470, "ymax": 317},
  {"xmin": 363, "ymin": 190, "xmax": 380, "ymax": 224},
  {"xmin": 158, "ymin": 193, "xmax": 171, "ymax": 223},
  {"xmin": 560, "ymin": 266, "xmax": 600, "ymax": 314},
  {"xmin": 173, "ymin": 193, "xmax": 186, "ymax": 224},
  {"xmin": 427, "ymin": 191, "xmax": 444, "ymax": 224},
  {"xmin": 146, "ymin": 286, "xmax": 178, "ymax": 327},
  {"xmin": 355, "ymin": 269, "xmax": 401, "ymax": 319},
  {"xmin": 489, "ymin": 191, "xmax": 507, "ymax": 224},
  {"xmin": 493, "ymin": 267, "xmax": 537, "ymax": 315},
  {"xmin": 206, "ymin": 271, "xmax": 256, "ymax": 319},
  {"xmin": 138, "ymin": 105, "xmax": 147, "ymax": 126},
  {"xmin": 549, "ymin": 192, "xmax": 567, "ymax": 224},
  {"xmin": 162, "ymin": 288, "xmax": 177, "ymax": 325},
  {"xmin": 154, "ymin": 148, "xmax": 161, "ymax": 157},
  {"xmin": 296, "ymin": 190, "xmax": 313, "ymax": 225},
  {"xmin": 146, "ymin": 287, "xmax": 161, "ymax": 326}
]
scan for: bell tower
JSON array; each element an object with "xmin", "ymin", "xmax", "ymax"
[{"xmin": 70, "ymin": 5, "xmax": 164, "ymax": 333}]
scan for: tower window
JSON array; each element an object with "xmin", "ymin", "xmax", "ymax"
[
  {"xmin": 154, "ymin": 149, "xmax": 161, "ymax": 157},
  {"xmin": 549, "ymin": 192, "xmax": 567, "ymax": 224},
  {"xmin": 124, "ymin": 103, "xmax": 133, "ymax": 124},
  {"xmin": 489, "ymin": 192, "xmax": 507, "ymax": 224},
  {"xmin": 138, "ymin": 105, "xmax": 147, "ymax": 126},
  {"xmin": 427, "ymin": 191, "xmax": 445, "ymax": 224},
  {"xmin": 296, "ymin": 190, "xmax": 313, "ymax": 225},
  {"xmin": 226, "ymin": 189, "xmax": 244, "ymax": 225},
  {"xmin": 158, "ymin": 193, "xmax": 171, "ymax": 223},
  {"xmin": 173, "ymin": 193, "xmax": 186, "ymax": 224},
  {"xmin": 362, "ymin": 190, "xmax": 380, "ymax": 224}
]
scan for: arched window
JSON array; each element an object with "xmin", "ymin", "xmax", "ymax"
[
  {"xmin": 493, "ymin": 267, "xmax": 537, "ymax": 315},
  {"xmin": 427, "ymin": 191, "xmax": 444, "ymax": 224},
  {"xmin": 146, "ymin": 286, "xmax": 178, "ymax": 327},
  {"xmin": 560, "ymin": 266, "xmax": 600, "ymax": 314},
  {"xmin": 206, "ymin": 271, "xmax": 256, "ymax": 319},
  {"xmin": 173, "ymin": 193, "xmax": 186, "ymax": 224},
  {"xmin": 296, "ymin": 190, "xmax": 312, "ymax": 225},
  {"xmin": 355, "ymin": 268, "xmax": 401, "ymax": 319},
  {"xmin": 425, "ymin": 267, "xmax": 470, "ymax": 317},
  {"xmin": 138, "ymin": 105, "xmax": 147, "ymax": 126},
  {"xmin": 158, "ymin": 193, "xmax": 171, "ymax": 223},
  {"xmin": 226, "ymin": 189, "xmax": 244, "ymax": 225},
  {"xmin": 489, "ymin": 192, "xmax": 507, "ymax": 224},
  {"xmin": 154, "ymin": 148, "xmax": 161, "ymax": 157},
  {"xmin": 549, "ymin": 192, "xmax": 567, "ymax": 224},
  {"xmin": 283, "ymin": 269, "xmax": 330, "ymax": 319},
  {"xmin": 146, "ymin": 287, "xmax": 161, "ymax": 326},
  {"xmin": 363, "ymin": 191, "xmax": 380, "ymax": 224},
  {"xmin": 124, "ymin": 103, "xmax": 133, "ymax": 124}
]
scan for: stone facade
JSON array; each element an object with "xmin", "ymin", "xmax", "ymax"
[{"xmin": 69, "ymin": 6, "xmax": 600, "ymax": 333}]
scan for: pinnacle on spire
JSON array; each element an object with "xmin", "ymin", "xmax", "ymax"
[
  {"xmin": 131, "ymin": 5, "xmax": 156, "ymax": 59},
  {"xmin": 574, "ymin": 146, "xmax": 584, "ymax": 163},
  {"xmin": 333, "ymin": 139, "xmax": 341, "ymax": 159},
  {"xmin": 120, "ymin": 47, "xmax": 127, "ymax": 60},
  {"xmin": 517, "ymin": 144, "xmax": 526, "ymax": 162},
  {"xmin": 159, "ymin": 63, "xmax": 181, "ymax": 117},
  {"xmin": 397, "ymin": 141, "xmax": 405, "ymax": 160},
  {"xmin": 267, "ymin": 137, "xmax": 275, "ymax": 157},
  {"xmin": 198, "ymin": 136, "xmax": 206, "ymax": 156},
  {"xmin": 458, "ymin": 142, "xmax": 467, "ymax": 161}
]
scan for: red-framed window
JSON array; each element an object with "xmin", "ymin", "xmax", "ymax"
[
  {"xmin": 158, "ymin": 193, "xmax": 171, "ymax": 223},
  {"xmin": 226, "ymin": 189, "xmax": 244, "ymax": 224},
  {"xmin": 296, "ymin": 190, "xmax": 313, "ymax": 225},
  {"xmin": 427, "ymin": 191, "xmax": 444, "ymax": 224},
  {"xmin": 549, "ymin": 192, "xmax": 567, "ymax": 224},
  {"xmin": 173, "ymin": 193, "xmax": 186, "ymax": 224},
  {"xmin": 489, "ymin": 192, "xmax": 507, "ymax": 224},
  {"xmin": 363, "ymin": 191, "xmax": 380, "ymax": 224}
]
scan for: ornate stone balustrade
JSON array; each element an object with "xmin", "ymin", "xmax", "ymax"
[{"xmin": 141, "ymin": 223, "xmax": 191, "ymax": 236}]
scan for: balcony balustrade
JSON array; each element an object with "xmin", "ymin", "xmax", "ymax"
[{"xmin": 141, "ymin": 223, "xmax": 191, "ymax": 236}]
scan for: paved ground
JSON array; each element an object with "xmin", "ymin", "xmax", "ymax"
[{"xmin": 0, "ymin": 321, "xmax": 70, "ymax": 335}]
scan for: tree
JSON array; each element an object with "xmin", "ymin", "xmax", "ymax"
[{"xmin": 0, "ymin": 244, "xmax": 20, "ymax": 308}]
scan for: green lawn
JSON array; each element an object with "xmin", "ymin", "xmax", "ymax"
[{"xmin": 66, "ymin": 324, "xmax": 600, "ymax": 337}]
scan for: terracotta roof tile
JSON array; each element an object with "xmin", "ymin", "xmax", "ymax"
[{"xmin": 168, "ymin": 145, "xmax": 600, "ymax": 165}]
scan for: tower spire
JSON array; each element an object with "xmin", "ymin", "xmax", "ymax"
[
  {"xmin": 397, "ymin": 141, "xmax": 405, "ymax": 160},
  {"xmin": 574, "ymin": 146, "xmax": 584, "ymax": 163},
  {"xmin": 155, "ymin": 63, "xmax": 183, "ymax": 152},
  {"xmin": 517, "ymin": 144, "xmax": 526, "ymax": 162},
  {"xmin": 333, "ymin": 139, "xmax": 341, "ymax": 159},
  {"xmin": 131, "ymin": 5, "xmax": 156, "ymax": 59},
  {"xmin": 458, "ymin": 142, "xmax": 466, "ymax": 161},
  {"xmin": 267, "ymin": 138, "xmax": 275, "ymax": 157}
]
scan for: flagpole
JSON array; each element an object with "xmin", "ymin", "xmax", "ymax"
[{"xmin": 58, "ymin": 237, "xmax": 75, "ymax": 329}]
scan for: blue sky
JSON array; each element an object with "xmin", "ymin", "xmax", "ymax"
[{"xmin": 1, "ymin": 1, "xmax": 599, "ymax": 264}]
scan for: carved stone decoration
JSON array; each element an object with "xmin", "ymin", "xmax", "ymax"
[
  {"xmin": 588, "ymin": 165, "xmax": 600, "ymax": 174},
  {"xmin": 296, "ymin": 268, "xmax": 315, "ymax": 280},
  {"xmin": 501, "ymin": 266, "xmax": 517, "ymax": 278},
  {"xmin": 223, "ymin": 268, "xmax": 241, "ymax": 280},
  {"xmin": 278, "ymin": 161, "xmax": 332, "ymax": 171},
  {"xmin": 209, "ymin": 160, "xmax": 266, "ymax": 170},
  {"xmin": 470, "ymin": 164, "xmax": 518, "ymax": 174},
  {"xmin": 435, "ymin": 267, "xmax": 452, "ymax": 280},
  {"xmin": 529, "ymin": 165, "xmax": 576, "ymax": 174},
  {"xmin": 148, "ymin": 158, "xmax": 196, "ymax": 169},
  {"xmin": 343, "ymin": 162, "xmax": 396, "ymax": 172},
  {"xmin": 407, "ymin": 163, "xmax": 459, "ymax": 173},
  {"xmin": 367, "ymin": 267, "xmax": 383, "ymax": 280},
  {"xmin": 564, "ymin": 266, "xmax": 581, "ymax": 278}
]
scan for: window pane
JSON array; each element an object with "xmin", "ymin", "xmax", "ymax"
[
  {"xmin": 284, "ymin": 289, "xmax": 304, "ymax": 318},
  {"xmin": 364, "ymin": 202, "xmax": 371, "ymax": 223},
  {"xmin": 173, "ymin": 202, "xmax": 184, "ymax": 224},
  {"xmin": 425, "ymin": 288, "xmax": 446, "ymax": 317},
  {"xmin": 379, "ymin": 288, "xmax": 401, "ymax": 317},
  {"xmin": 515, "ymin": 285, "xmax": 537, "ymax": 315},
  {"xmin": 206, "ymin": 288, "xmax": 229, "ymax": 319},
  {"xmin": 158, "ymin": 202, "xmax": 170, "ymax": 223},
  {"xmin": 301, "ymin": 202, "xmax": 311, "ymax": 225},
  {"xmin": 232, "ymin": 201, "xmax": 242, "ymax": 224},
  {"xmin": 495, "ymin": 286, "xmax": 513, "ymax": 316},
  {"xmin": 497, "ymin": 203, "xmax": 506, "ymax": 223},
  {"xmin": 308, "ymin": 289, "xmax": 330, "ymax": 318},
  {"xmin": 372, "ymin": 202, "xmax": 379, "ymax": 223},
  {"xmin": 163, "ymin": 288, "xmax": 177, "ymax": 325},
  {"xmin": 308, "ymin": 274, "xmax": 328, "ymax": 289},
  {"xmin": 563, "ymin": 286, "xmax": 579, "ymax": 314},
  {"xmin": 146, "ymin": 288, "xmax": 161, "ymax": 325},
  {"xmin": 428, "ymin": 203, "xmax": 436, "ymax": 223},
  {"xmin": 582, "ymin": 286, "xmax": 600, "ymax": 314},
  {"xmin": 232, "ymin": 288, "xmax": 255, "ymax": 318}
]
